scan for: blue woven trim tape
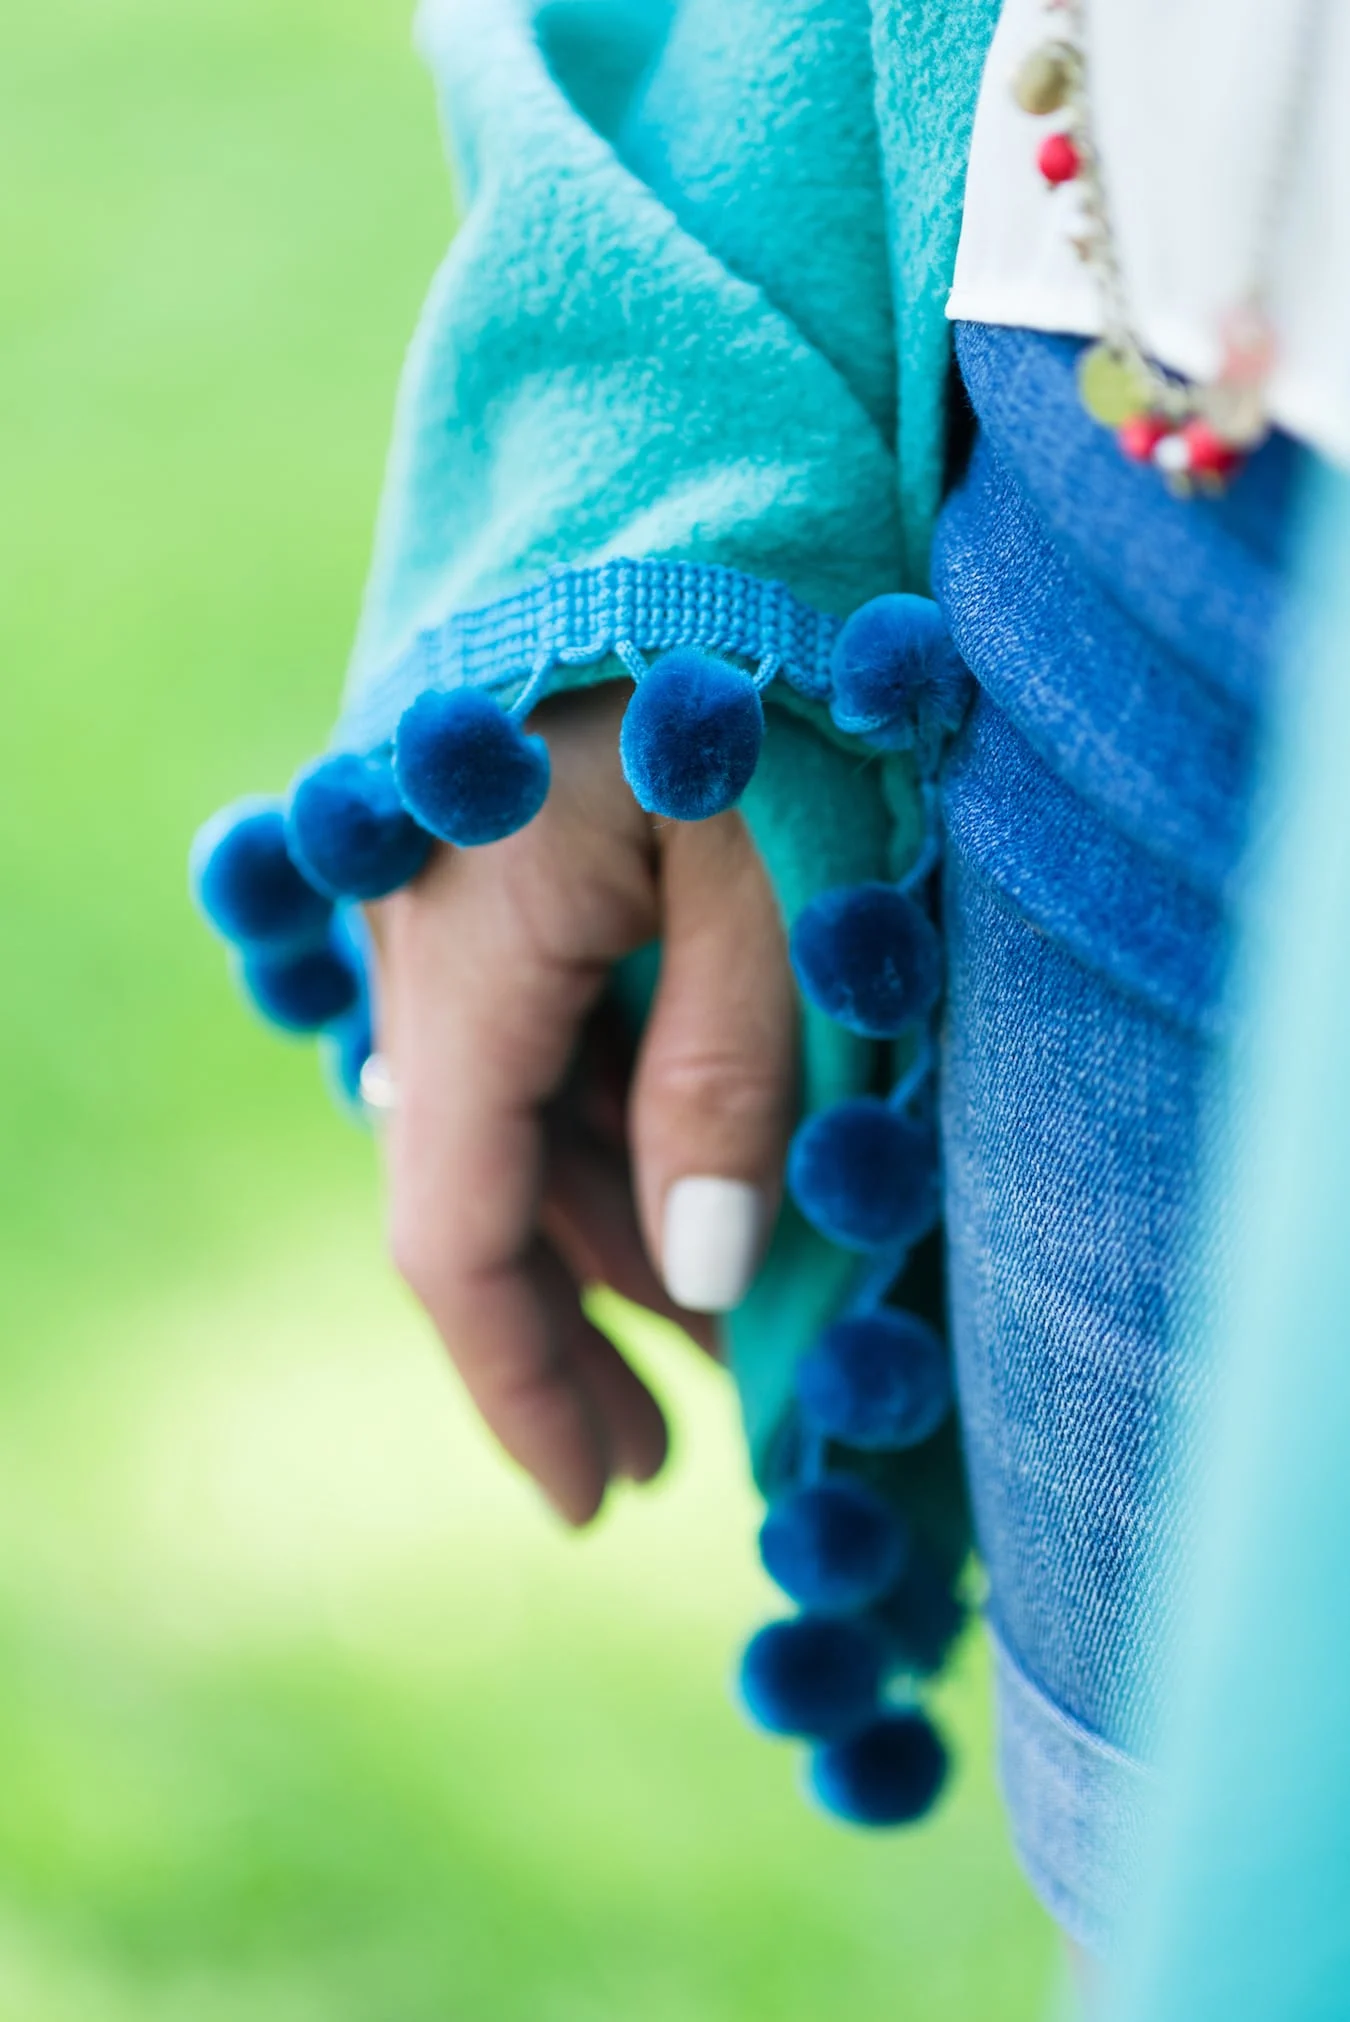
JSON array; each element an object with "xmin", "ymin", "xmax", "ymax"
[{"xmin": 340, "ymin": 558, "xmax": 843, "ymax": 750}]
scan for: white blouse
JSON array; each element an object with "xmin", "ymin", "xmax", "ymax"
[{"xmin": 948, "ymin": 0, "xmax": 1350, "ymax": 465}]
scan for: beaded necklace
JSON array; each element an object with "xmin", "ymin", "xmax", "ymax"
[{"xmin": 1012, "ymin": 0, "xmax": 1322, "ymax": 494}]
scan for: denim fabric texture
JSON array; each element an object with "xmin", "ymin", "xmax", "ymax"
[{"xmin": 932, "ymin": 323, "xmax": 1305, "ymax": 1952}]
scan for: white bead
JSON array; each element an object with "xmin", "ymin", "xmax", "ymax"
[{"xmin": 1153, "ymin": 433, "xmax": 1193, "ymax": 475}]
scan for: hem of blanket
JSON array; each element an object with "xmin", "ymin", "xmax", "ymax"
[
  {"xmin": 336, "ymin": 557, "xmax": 846, "ymax": 754},
  {"xmin": 989, "ymin": 1621, "xmax": 1158, "ymax": 1958}
]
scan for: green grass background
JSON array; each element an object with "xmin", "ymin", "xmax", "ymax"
[{"xmin": 0, "ymin": 0, "xmax": 1055, "ymax": 2013}]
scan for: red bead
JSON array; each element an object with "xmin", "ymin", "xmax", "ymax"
[
  {"xmin": 1180, "ymin": 420, "xmax": 1242, "ymax": 480},
  {"xmin": 1037, "ymin": 132, "xmax": 1081, "ymax": 186},
  {"xmin": 1117, "ymin": 415, "xmax": 1172, "ymax": 463}
]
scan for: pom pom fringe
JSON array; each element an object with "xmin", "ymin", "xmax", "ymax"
[
  {"xmin": 809, "ymin": 1710, "xmax": 948, "ymax": 1827},
  {"xmin": 287, "ymin": 749, "xmax": 432, "ymax": 900},
  {"xmin": 796, "ymin": 1310, "xmax": 952, "ymax": 1451},
  {"xmin": 191, "ymin": 798, "xmax": 332, "ymax": 952},
  {"xmin": 760, "ymin": 1479, "xmax": 909, "ymax": 1614},
  {"xmin": 238, "ymin": 935, "xmax": 361, "ymax": 1033},
  {"xmin": 787, "ymin": 1098, "xmax": 939, "ymax": 1252},
  {"xmin": 738, "ymin": 718, "xmax": 960, "ymax": 1828},
  {"xmin": 739, "ymin": 1615, "xmax": 885, "ymax": 1742},
  {"xmin": 394, "ymin": 688, "xmax": 550, "ymax": 847},
  {"xmin": 791, "ymin": 882, "xmax": 942, "ymax": 1038},
  {"xmin": 866, "ymin": 1555, "xmax": 967, "ymax": 1679},
  {"xmin": 828, "ymin": 593, "xmax": 972, "ymax": 768},
  {"xmin": 190, "ymin": 579, "xmax": 968, "ymax": 1135},
  {"xmin": 192, "ymin": 572, "xmax": 975, "ymax": 1833},
  {"xmin": 619, "ymin": 648, "xmax": 764, "ymax": 821}
]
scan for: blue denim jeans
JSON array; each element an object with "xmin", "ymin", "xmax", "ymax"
[{"xmin": 931, "ymin": 324, "xmax": 1304, "ymax": 1950}]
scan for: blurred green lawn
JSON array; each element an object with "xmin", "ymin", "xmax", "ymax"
[{"xmin": 0, "ymin": 1, "xmax": 1055, "ymax": 2015}]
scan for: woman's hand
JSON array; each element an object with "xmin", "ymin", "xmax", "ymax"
[{"xmin": 365, "ymin": 683, "xmax": 797, "ymax": 1526}]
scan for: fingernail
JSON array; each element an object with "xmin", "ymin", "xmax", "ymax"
[{"xmin": 661, "ymin": 1177, "xmax": 768, "ymax": 1314}]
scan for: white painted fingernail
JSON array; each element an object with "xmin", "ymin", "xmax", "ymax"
[{"xmin": 661, "ymin": 1177, "xmax": 768, "ymax": 1314}]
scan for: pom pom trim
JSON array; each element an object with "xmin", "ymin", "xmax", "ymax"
[
  {"xmin": 790, "ymin": 881, "xmax": 943, "ymax": 1039},
  {"xmin": 192, "ymin": 562, "xmax": 971, "ymax": 1834},
  {"xmin": 787, "ymin": 1097, "xmax": 941, "ymax": 1253},
  {"xmin": 809, "ymin": 1710, "xmax": 949, "ymax": 1827},
  {"xmin": 286, "ymin": 749, "xmax": 432, "ymax": 901},
  {"xmin": 738, "ymin": 1614, "xmax": 886, "ymax": 1742},
  {"xmin": 796, "ymin": 1310, "xmax": 953, "ymax": 1451},
  {"xmin": 619, "ymin": 647, "xmax": 767, "ymax": 820},
  {"xmin": 393, "ymin": 687, "xmax": 551, "ymax": 848},
  {"xmin": 760, "ymin": 1478, "xmax": 910, "ymax": 1614}
]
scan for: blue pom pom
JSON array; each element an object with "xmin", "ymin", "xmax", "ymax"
[
  {"xmin": 393, "ymin": 688, "xmax": 550, "ymax": 847},
  {"xmin": 191, "ymin": 798, "xmax": 332, "ymax": 951},
  {"xmin": 867, "ymin": 1556, "xmax": 966, "ymax": 1678},
  {"xmin": 796, "ymin": 1310, "xmax": 952, "ymax": 1451},
  {"xmin": 809, "ymin": 1710, "xmax": 947, "ymax": 1826},
  {"xmin": 739, "ymin": 1615, "xmax": 885, "ymax": 1741},
  {"xmin": 829, "ymin": 595, "xmax": 971, "ymax": 762},
  {"xmin": 760, "ymin": 1479, "xmax": 908, "ymax": 1613},
  {"xmin": 790, "ymin": 884, "xmax": 942, "ymax": 1038},
  {"xmin": 787, "ymin": 1099, "xmax": 939, "ymax": 1251},
  {"xmin": 239, "ymin": 934, "xmax": 361, "ymax": 1033},
  {"xmin": 619, "ymin": 649, "xmax": 764, "ymax": 820},
  {"xmin": 287, "ymin": 749, "xmax": 432, "ymax": 900}
]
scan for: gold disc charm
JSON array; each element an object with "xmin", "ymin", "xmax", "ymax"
[
  {"xmin": 1012, "ymin": 42, "xmax": 1076, "ymax": 116},
  {"xmin": 1077, "ymin": 342, "xmax": 1152, "ymax": 427}
]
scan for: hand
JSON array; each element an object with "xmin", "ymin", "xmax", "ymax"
[{"xmin": 365, "ymin": 683, "xmax": 797, "ymax": 1525}]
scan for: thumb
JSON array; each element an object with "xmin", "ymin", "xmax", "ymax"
[{"xmin": 630, "ymin": 811, "xmax": 798, "ymax": 1315}]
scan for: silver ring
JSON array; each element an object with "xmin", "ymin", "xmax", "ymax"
[{"xmin": 359, "ymin": 1051, "xmax": 399, "ymax": 1114}]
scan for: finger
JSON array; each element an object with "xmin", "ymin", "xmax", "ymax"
[
  {"xmin": 421, "ymin": 1237, "xmax": 614, "ymax": 1524},
  {"xmin": 630, "ymin": 811, "xmax": 798, "ymax": 1315},
  {"xmin": 541, "ymin": 1125, "xmax": 720, "ymax": 1357},
  {"xmin": 526, "ymin": 1240, "xmax": 669, "ymax": 1486},
  {"xmin": 370, "ymin": 742, "xmax": 660, "ymax": 1522},
  {"xmin": 377, "ymin": 855, "xmax": 610, "ymax": 1522}
]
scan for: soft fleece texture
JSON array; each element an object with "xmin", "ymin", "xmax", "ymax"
[
  {"xmin": 872, "ymin": 0, "xmax": 1004, "ymax": 583},
  {"xmin": 333, "ymin": 0, "xmax": 996, "ymax": 1478}
]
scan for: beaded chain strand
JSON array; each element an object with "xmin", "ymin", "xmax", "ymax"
[{"xmin": 1012, "ymin": 0, "xmax": 1325, "ymax": 494}]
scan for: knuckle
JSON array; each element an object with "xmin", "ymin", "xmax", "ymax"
[
  {"xmin": 480, "ymin": 1359, "xmax": 565, "ymax": 1435},
  {"xmin": 642, "ymin": 1047, "xmax": 786, "ymax": 1132}
]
